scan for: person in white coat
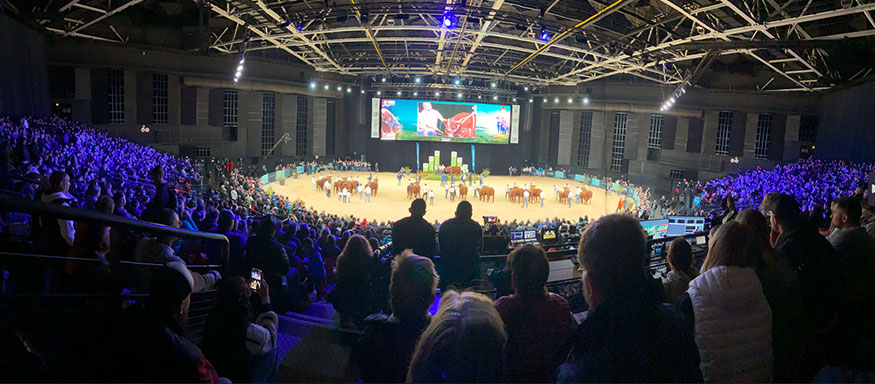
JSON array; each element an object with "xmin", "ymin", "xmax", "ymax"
[{"xmin": 683, "ymin": 221, "xmax": 773, "ymax": 383}]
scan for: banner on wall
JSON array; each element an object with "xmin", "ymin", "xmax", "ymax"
[
  {"xmin": 574, "ymin": 174, "xmax": 586, "ymax": 182},
  {"xmin": 371, "ymin": 98, "xmax": 381, "ymax": 138},
  {"xmin": 428, "ymin": 156, "xmax": 435, "ymax": 173},
  {"xmin": 434, "ymin": 150, "xmax": 440, "ymax": 168},
  {"xmin": 554, "ymin": 171, "xmax": 565, "ymax": 178},
  {"xmin": 416, "ymin": 142, "xmax": 420, "ymax": 170},
  {"xmin": 296, "ymin": 166, "xmax": 304, "ymax": 174},
  {"xmin": 471, "ymin": 145, "xmax": 475, "ymax": 173},
  {"xmin": 591, "ymin": 178, "xmax": 600, "ymax": 187},
  {"xmin": 451, "ymin": 151, "xmax": 458, "ymax": 166},
  {"xmin": 510, "ymin": 105, "xmax": 520, "ymax": 144}
]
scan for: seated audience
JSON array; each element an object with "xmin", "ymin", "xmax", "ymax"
[
  {"xmin": 406, "ymin": 290, "xmax": 506, "ymax": 383},
  {"xmin": 661, "ymin": 237, "xmax": 697, "ymax": 302},
  {"xmin": 355, "ymin": 250, "xmax": 438, "ymax": 383},
  {"xmin": 203, "ymin": 277, "xmax": 278, "ymax": 383},
  {"xmin": 682, "ymin": 221, "xmax": 773, "ymax": 382},
  {"xmin": 558, "ymin": 214, "xmax": 701, "ymax": 383},
  {"xmin": 493, "ymin": 244, "xmax": 574, "ymax": 383},
  {"xmin": 120, "ymin": 262, "xmax": 219, "ymax": 383},
  {"xmin": 246, "ymin": 216, "xmax": 291, "ymax": 313}
]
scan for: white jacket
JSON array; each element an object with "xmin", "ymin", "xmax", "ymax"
[{"xmin": 687, "ymin": 266, "xmax": 772, "ymax": 383}]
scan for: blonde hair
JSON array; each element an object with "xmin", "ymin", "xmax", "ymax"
[
  {"xmin": 390, "ymin": 249, "xmax": 439, "ymax": 321},
  {"xmin": 406, "ymin": 290, "xmax": 507, "ymax": 383},
  {"xmin": 702, "ymin": 221, "xmax": 760, "ymax": 272}
]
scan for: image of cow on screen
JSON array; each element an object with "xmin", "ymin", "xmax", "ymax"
[{"xmin": 378, "ymin": 99, "xmax": 512, "ymax": 144}]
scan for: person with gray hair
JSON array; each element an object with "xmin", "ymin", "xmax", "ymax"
[{"xmin": 354, "ymin": 249, "xmax": 439, "ymax": 383}]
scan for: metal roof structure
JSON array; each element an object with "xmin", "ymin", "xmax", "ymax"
[{"xmin": 10, "ymin": 0, "xmax": 875, "ymax": 92}]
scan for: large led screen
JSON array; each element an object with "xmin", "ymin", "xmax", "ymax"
[{"xmin": 378, "ymin": 99, "xmax": 512, "ymax": 144}]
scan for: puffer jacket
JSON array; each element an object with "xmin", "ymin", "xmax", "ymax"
[{"xmin": 688, "ymin": 265, "xmax": 772, "ymax": 383}]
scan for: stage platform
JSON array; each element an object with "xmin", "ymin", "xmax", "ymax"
[{"xmin": 267, "ymin": 172, "xmax": 636, "ymax": 224}]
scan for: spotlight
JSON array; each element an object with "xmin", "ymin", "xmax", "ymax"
[
  {"xmin": 413, "ymin": 91, "xmax": 418, "ymax": 96},
  {"xmin": 669, "ymin": 97, "xmax": 675, "ymax": 103},
  {"xmin": 490, "ymin": 82, "xmax": 496, "ymax": 88},
  {"xmin": 239, "ymin": 57, "xmax": 245, "ymax": 64},
  {"xmin": 324, "ymin": 84, "xmax": 329, "ymax": 90},
  {"xmin": 493, "ymin": 95, "xmax": 498, "ymax": 100},
  {"xmin": 381, "ymin": 78, "xmax": 386, "ymax": 83},
  {"xmin": 524, "ymin": 86, "xmax": 529, "ymax": 91},
  {"xmin": 681, "ymin": 88, "xmax": 686, "ymax": 94},
  {"xmin": 435, "ymin": 91, "xmax": 440, "ymax": 97},
  {"xmin": 529, "ymin": 99, "xmax": 533, "ymax": 103},
  {"xmin": 415, "ymin": 77, "xmax": 421, "ymax": 83},
  {"xmin": 554, "ymin": 97, "xmax": 559, "ymax": 103},
  {"xmin": 337, "ymin": 86, "xmax": 343, "ymax": 92},
  {"xmin": 397, "ymin": 91, "xmax": 402, "ymax": 96},
  {"xmin": 542, "ymin": 98, "xmax": 547, "ymax": 103},
  {"xmin": 235, "ymin": 71, "xmax": 241, "ymax": 78},
  {"xmin": 346, "ymin": 87, "xmax": 352, "ymax": 93},
  {"xmin": 457, "ymin": 93, "xmax": 463, "ymax": 98},
  {"xmin": 360, "ymin": 89, "xmax": 365, "ymax": 94},
  {"xmin": 512, "ymin": 98, "xmax": 517, "ymax": 102},
  {"xmin": 233, "ymin": 77, "xmax": 239, "ymax": 83},
  {"xmin": 540, "ymin": 27, "xmax": 550, "ymax": 41},
  {"xmin": 442, "ymin": 11, "xmax": 454, "ymax": 28},
  {"xmin": 478, "ymin": 95, "xmax": 482, "ymax": 99},
  {"xmin": 568, "ymin": 98, "xmax": 573, "ymax": 103},
  {"xmin": 454, "ymin": 79, "xmax": 460, "ymax": 85},
  {"xmin": 376, "ymin": 91, "xmax": 381, "ymax": 95},
  {"xmin": 583, "ymin": 97, "xmax": 589, "ymax": 104},
  {"xmin": 310, "ymin": 81, "xmax": 317, "ymax": 89}
]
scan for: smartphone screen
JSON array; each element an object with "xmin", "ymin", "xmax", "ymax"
[{"xmin": 250, "ymin": 268, "xmax": 262, "ymax": 290}]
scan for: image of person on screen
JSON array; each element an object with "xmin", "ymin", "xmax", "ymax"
[
  {"xmin": 417, "ymin": 102, "xmax": 447, "ymax": 137},
  {"xmin": 496, "ymin": 107, "xmax": 510, "ymax": 135},
  {"xmin": 381, "ymin": 108, "xmax": 401, "ymax": 140}
]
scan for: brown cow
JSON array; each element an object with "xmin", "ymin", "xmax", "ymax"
[
  {"xmin": 478, "ymin": 186, "xmax": 495, "ymax": 202},
  {"xmin": 368, "ymin": 180, "xmax": 379, "ymax": 196},
  {"xmin": 406, "ymin": 182, "xmax": 421, "ymax": 200},
  {"xmin": 581, "ymin": 188, "xmax": 593, "ymax": 204},
  {"xmin": 530, "ymin": 188, "xmax": 542, "ymax": 203},
  {"xmin": 558, "ymin": 191, "xmax": 569, "ymax": 205},
  {"xmin": 316, "ymin": 177, "xmax": 330, "ymax": 191},
  {"xmin": 445, "ymin": 166, "xmax": 462, "ymax": 175},
  {"xmin": 508, "ymin": 187, "xmax": 524, "ymax": 203},
  {"xmin": 458, "ymin": 184, "xmax": 468, "ymax": 200}
]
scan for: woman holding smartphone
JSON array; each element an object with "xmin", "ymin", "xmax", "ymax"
[{"xmin": 203, "ymin": 276, "xmax": 279, "ymax": 383}]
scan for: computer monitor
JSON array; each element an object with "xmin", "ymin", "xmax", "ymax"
[
  {"xmin": 510, "ymin": 231, "xmax": 524, "ymax": 241},
  {"xmin": 695, "ymin": 236, "xmax": 707, "ymax": 246},
  {"xmin": 543, "ymin": 230, "xmax": 557, "ymax": 240},
  {"xmin": 666, "ymin": 216, "xmax": 706, "ymax": 236},
  {"xmin": 639, "ymin": 219, "xmax": 669, "ymax": 239},
  {"xmin": 524, "ymin": 230, "xmax": 537, "ymax": 240}
]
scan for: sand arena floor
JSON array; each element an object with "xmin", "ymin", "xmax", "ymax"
[{"xmin": 267, "ymin": 172, "xmax": 635, "ymax": 224}]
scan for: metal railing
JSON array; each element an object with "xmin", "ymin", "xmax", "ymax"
[{"xmin": 0, "ymin": 193, "xmax": 231, "ymax": 380}]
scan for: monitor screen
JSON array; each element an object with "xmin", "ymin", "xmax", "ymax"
[
  {"xmin": 377, "ymin": 99, "xmax": 514, "ymax": 144},
  {"xmin": 524, "ymin": 230, "xmax": 537, "ymax": 240},
  {"xmin": 543, "ymin": 230, "xmax": 557, "ymax": 240},
  {"xmin": 666, "ymin": 216, "xmax": 706, "ymax": 236},
  {"xmin": 696, "ymin": 236, "xmax": 707, "ymax": 246},
  {"xmin": 510, "ymin": 231, "xmax": 524, "ymax": 241},
  {"xmin": 640, "ymin": 219, "xmax": 669, "ymax": 239}
]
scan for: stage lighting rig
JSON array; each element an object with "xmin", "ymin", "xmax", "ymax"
[
  {"xmin": 540, "ymin": 26, "xmax": 550, "ymax": 41},
  {"xmin": 442, "ymin": 11, "xmax": 455, "ymax": 28}
]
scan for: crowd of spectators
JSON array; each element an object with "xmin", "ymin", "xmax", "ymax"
[{"xmin": 2, "ymin": 115, "xmax": 875, "ymax": 383}]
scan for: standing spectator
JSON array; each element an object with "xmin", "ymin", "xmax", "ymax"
[
  {"xmin": 681, "ymin": 221, "xmax": 772, "ymax": 383},
  {"xmin": 143, "ymin": 166, "xmax": 177, "ymax": 223},
  {"xmin": 120, "ymin": 262, "xmax": 220, "ymax": 383},
  {"xmin": 765, "ymin": 193, "xmax": 841, "ymax": 327},
  {"xmin": 329, "ymin": 235, "xmax": 380, "ymax": 326},
  {"xmin": 303, "ymin": 238, "xmax": 327, "ymax": 302},
  {"xmin": 355, "ymin": 250, "xmax": 437, "ymax": 383},
  {"xmin": 203, "ymin": 277, "xmax": 278, "ymax": 383},
  {"xmin": 213, "ymin": 210, "xmax": 248, "ymax": 276},
  {"xmin": 438, "ymin": 201, "xmax": 483, "ymax": 289},
  {"xmin": 36, "ymin": 170, "xmax": 76, "ymax": 256},
  {"xmin": 494, "ymin": 245, "xmax": 574, "ymax": 383},
  {"xmin": 391, "ymin": 199, "xmax": 435, "ymax": 259},
  {"xmin": 661, "ymin": 237, "xmax": 697, "ymax": 302},
  {"xmin": 406, "ymin": 290, "xmax": 506, "ymax": 383},
  {"xmin": 559, "ymin": 214, "xmax": 701, "ymax": 383}
]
